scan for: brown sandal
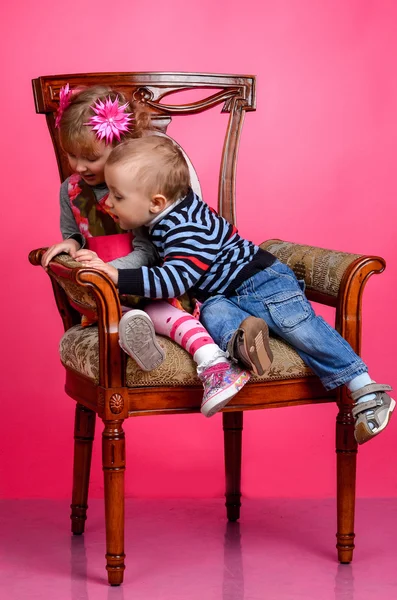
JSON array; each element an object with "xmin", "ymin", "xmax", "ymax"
[
  {"xmin": 227, "ymin": 316, "xmax": 273, "ymax": 376},
  {"xmin": 351, "ymin": 383, "xmax": 395, "ymax": 445}
]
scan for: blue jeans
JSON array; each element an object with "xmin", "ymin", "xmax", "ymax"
[{"xmin": 200, "ymin": 260, "xmax": 367, "ymax": 390}]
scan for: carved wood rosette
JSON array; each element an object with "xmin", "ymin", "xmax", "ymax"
[{"xmin": 97, "ymin": 388, "xmax": 128, "ymax": 420}]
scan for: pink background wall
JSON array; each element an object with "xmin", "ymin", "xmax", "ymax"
[{"xmin": 1, "ymin": 0, "xmax": 396, "ymax": 499}]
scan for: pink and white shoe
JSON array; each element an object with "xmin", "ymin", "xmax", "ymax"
[{"xmin": 199, "ymin": 362, "xmax": 250, "ymax": 418}]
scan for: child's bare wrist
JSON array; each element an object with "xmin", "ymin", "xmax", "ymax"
[
  {"xmin": 69, "ymin": 238, "xmax": 81, "ymax": 251},
  {"xmin": 109, "ymin": 265, "xmax": 119, "ymax": 285}
]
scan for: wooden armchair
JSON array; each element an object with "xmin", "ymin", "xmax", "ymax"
[{"xmin": 29, "ymin": 72, "xmax": 385, "ymax": 585}]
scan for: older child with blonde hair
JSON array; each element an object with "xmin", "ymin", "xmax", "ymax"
[{"xmin": 42, "ymin": 85, "xmax": 254, "ymax": 417}]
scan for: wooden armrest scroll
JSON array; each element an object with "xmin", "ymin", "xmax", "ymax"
[
  {"xmin": 29, "ymin": 249, "xmax": 124, "ymax": 388},
  {"xmin": 261, "ymin": 239, "xmax": 386, "ymax": 354}
]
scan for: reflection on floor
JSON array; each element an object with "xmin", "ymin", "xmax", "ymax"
[{"xmin": 1, "ymin": 498, "xmax": 395, "ymax": 599}]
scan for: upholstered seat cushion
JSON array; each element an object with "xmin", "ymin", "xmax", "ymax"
[{"xmin": 60, "ymin": 325, "xmax": 313, "ymax": 386}]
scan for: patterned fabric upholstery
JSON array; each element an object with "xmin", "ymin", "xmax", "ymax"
[
  {"xmin": 58, "ymin": 240, "xmax": 358, "ymax": 386},
  {"xmin": 261, "ymin": 240, "xmax": 362, "ymax": 297},
  {"xmin": 60, "ymin": 325, "xmax": 314, "ymax": 387},
  {"xmin": 52, "ymin": 254, "xmax": 97, "ymax": 312}
]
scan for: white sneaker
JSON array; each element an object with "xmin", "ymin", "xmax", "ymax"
[{"xmin": 118, "ymin": 310, "xmax": 165, "ymax": 371}]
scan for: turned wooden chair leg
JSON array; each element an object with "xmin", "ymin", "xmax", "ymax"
[
  {"xmin": 70, "ymin": 403, "xmax": 96, "ymax": 535},
  {"xmin": 336, "ymin": 392, "xmax": 357, "ymax": 563},
  {"xmin": 223, "ymin": 411, "xmax": 243, "ymax": 522},
  {"xmin": 102, "ymin": 419, "xmax": 126, "ymax": 586}
]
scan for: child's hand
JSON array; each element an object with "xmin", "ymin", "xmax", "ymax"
[
  {"xmin": 74, "ymin": 249, "xmax": 99, "ymax": 263},
  {"xmin": 80, "ymin": 257, "xmax": 119, "ymax": 286},
  {"xmin": 41, "ymin": 239, "xmax": 80, "ymax": 268}
]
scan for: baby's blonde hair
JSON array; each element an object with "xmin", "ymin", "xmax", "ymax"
[
  {"xmin": 106, "ymin": 136, "xmax": 191, "ymax": 203},
  {"xmin": 59, "ymin": 85, "xmax": 153, "ymax": 156}
]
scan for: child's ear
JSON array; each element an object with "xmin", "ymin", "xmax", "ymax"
[{"xmin": 150, "ymin": 194, "xmax": 168, "ymax": 214}]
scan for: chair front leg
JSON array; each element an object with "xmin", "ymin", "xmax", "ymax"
[
  {"xmin": 336, "ymin": 390, "xmax": 357, "ymax": 563},
  {"xmin": 71, "ymin": 403, "xmax": 96, "ymax": 535},
  {"xmin": 102, "ymin": 419, "xmax": 126, "ymax": 586},
  {"xmin": 223, "ymin": 411, "xmax": 243, "ymax": 522}
]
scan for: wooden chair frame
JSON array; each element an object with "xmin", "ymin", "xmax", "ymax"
[{"xmin": 29, "ymin": 72, "xmax": 385, "ymax": 585}]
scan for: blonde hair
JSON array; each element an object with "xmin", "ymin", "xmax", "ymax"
[
  {"xmin": 59, "ymin": 85, "xmax": 153, "ymax": 156},
  {"xmin": 107, "ymin": 136, "xmax": 191, "ymax": 203}
]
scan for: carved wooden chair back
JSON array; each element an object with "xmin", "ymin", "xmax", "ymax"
[{"xmin": 32, "ymin": 72, "xmax": 256, "ymax": 224}]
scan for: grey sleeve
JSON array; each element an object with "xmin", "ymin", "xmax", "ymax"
[
  {"xmin": 108, "ymin": 227, "xmax": 159, "ymax": 269},
  {"xmin": 60, "ymin": 179, "xmax": 85, "ymax": 248}
]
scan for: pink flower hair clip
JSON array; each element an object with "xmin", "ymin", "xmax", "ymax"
[
  {"xmin": 85, "ymin": 96, "xmax": 133, "ymax": 144},
  {"xmin": 55, "ymin": 83, "xmax": 73, "ymax": 128}
]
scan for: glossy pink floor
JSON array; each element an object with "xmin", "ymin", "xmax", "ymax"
[{"xmin": 1, "ymin": 498, "xmax": 396, "ymax": 599}]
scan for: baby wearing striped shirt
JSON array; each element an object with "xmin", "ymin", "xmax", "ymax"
[{"xmin": 75, "ymin": 136, "xmax": 394, "ymax": 443}]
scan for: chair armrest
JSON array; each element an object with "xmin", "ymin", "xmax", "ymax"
[
  {"xmin": 261, "ymin": 239, "xmax": 384, "ymax": 300},
  {"xmin": 261, "ymin": 239, "xmax": 385, "ymax": 354},
  {"xmin": 29, "ymin": 249, "xmax": 124, "ymax": 388}
]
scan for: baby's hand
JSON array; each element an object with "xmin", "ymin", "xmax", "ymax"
[
  {"xmin": 80, "ymin": 257, "xmax": 119, "ymax": 286},
  {"xmin": 41, "ymin": 239, "xmax": 80, "ymax": 268},
  {"xmin": 74, "ymin": 249, "xmax": 99, "ymax": 263}
]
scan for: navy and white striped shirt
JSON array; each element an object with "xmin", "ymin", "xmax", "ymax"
[{"xmin": 118, "ymin": 190, "xmax": 275, "ymax": 300}]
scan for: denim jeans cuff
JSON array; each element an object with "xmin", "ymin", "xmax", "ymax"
[
  {"xmin": 320, "ymin": 363, "xmax": 368, "ymax": 391},
  {"xmin": 220, "ymin": 329, "xmax": 238, "ymax": 352}
]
